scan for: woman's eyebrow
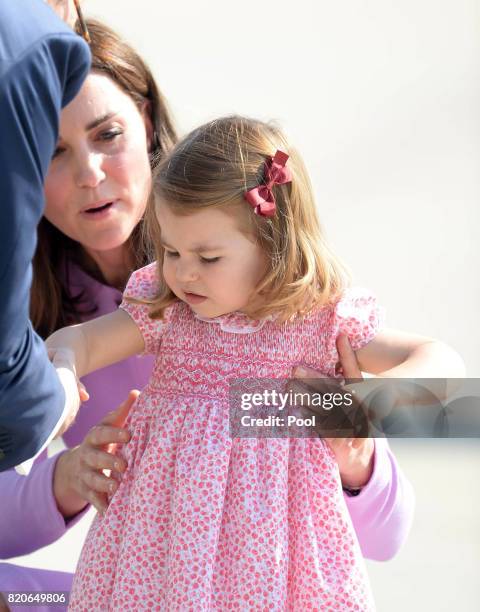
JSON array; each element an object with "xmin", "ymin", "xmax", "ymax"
[{"xmin": 85, "ymin": 112, "xmax": 117, "ymax": 131}]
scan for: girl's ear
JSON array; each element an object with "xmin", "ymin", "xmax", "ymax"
[{"xmin": 141, "ymin": 101, "xmax": 155, "ymax": 153}]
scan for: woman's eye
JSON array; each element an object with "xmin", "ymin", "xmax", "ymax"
[
  {"xmin": 164, "ymin": 250, "xmax": 179, "ymax": 258},
  {"xmin": 52, "ymin": 145, "xmax": 66, "ymax": 159},
  {"xmin": 200, "ymin": 256, "xmax": 220, "ymax": 264},
  {"xmin": 98, "ymin": 128, "xmax": 123, "ymax": 142}
]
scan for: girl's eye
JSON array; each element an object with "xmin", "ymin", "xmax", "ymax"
[
  {"xmin": 98, "ymin": 128, "xmax": 123, "ymax": 142},
  {"xmin": 164, "ymin": 250, "xmax": 179, "ymax": 258},
  {"xmin": 200, "ymin": 256, "xmax": 220, "ymax": 264}
]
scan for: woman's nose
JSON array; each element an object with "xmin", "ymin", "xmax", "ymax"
[{"xmin": 74, "ymin": 151, "xmax": 106, "ymax": 188}]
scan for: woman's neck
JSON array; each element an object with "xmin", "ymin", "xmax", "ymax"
[{"xmin": 80, "ymin": 245, "xmax": 134, "ymax": 291}]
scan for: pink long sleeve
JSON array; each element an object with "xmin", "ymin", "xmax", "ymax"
[{"xmin": 345, "ymin": 438, "xmax": 415, "ymax": 561}]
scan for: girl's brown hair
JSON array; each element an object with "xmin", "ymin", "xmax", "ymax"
[
  {"xmin": 31, "ymin": 18, "xmax": 177, "ymax": 338},
  {"xmin": 144, "ymin": 116, "xmax": 349, "ymax": 322}
]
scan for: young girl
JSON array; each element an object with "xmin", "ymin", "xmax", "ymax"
[{"xmin": 48, "ymin": 116, "xmax": 461, "ymax": 611}]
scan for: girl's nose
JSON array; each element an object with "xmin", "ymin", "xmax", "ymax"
[
  {"xmin": 74, "ymin": 151, "xmax": 106, "ymax": 188},
  {"xmin": 175, "ymin": 260, "xmax": 199, "ymax": 283}
]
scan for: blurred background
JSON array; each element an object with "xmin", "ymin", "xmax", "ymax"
[{"xmin": 10, "ymin": 0, "xmax": 480, "ymax": 610}]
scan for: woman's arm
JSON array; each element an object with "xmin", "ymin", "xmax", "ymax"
[
  {"xmin": 0, "ymin": 564, "xmax": 74, "ymax": 612},
  {"xmin": 356, "ymin": 328, "xmax": 465, "ymax": 378},
  {"xmin": 0, "ymin": 389, "xmax": 138, "ymax": 558},
  {"xmin": 46, "ymin": 309, "xmax": 145, "ymax": 378},
  {"xmin": 0, "ymin": 459, "xmax": 84, "ymax": 559},
  {"xmin": 344, "ymin": 437, "xmax": 415, "ymax": 561}
]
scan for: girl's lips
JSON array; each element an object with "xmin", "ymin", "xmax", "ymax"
[{"xmin": 183, "ymin": 292, "xmax": 207, "ymax": 304}]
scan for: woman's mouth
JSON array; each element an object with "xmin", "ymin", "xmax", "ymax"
[{"xmin": 82, "ymin": 201, "xmax": 116, "ymax": 217}]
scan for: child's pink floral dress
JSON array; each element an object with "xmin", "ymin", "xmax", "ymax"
[{"xmin": 69, "ymin": 263, "xmax": 382, "ymax": 611}]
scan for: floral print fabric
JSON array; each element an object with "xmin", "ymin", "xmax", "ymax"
[{"xmin": 70, "ymin": 263, "xmax": 382, "ymax": 611}]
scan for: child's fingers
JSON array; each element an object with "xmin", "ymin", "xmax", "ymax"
[
  {"xmin": 350, "ymin": 437, "xmax": 369, "ymax": 450},
  {"xmin": 335, "ymin": 334, "xmax": 363, "ymax": 382},
  {"xmin": 324, "ymin": 437, "xmax": 354, "ymax": 451},
  {"xmin": 77, "ymin": 380, "xmax": 90, "ymax": 402},
  {"xmin": 293, "ymin": 365, "xmax": 335, "ymax": 381}
]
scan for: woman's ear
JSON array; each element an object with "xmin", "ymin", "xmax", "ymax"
[{"xmin": 141, "ymin": 101, "xmax": 155, "ymax": 153}]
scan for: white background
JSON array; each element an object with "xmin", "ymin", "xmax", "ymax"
[{"xmin": 10, "ymin": 1, "xmax": 480, "ymax": 610}]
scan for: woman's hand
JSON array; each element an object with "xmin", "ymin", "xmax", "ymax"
[
  {"xmin": 293, "ymin": 334, "xmax": 375, "ymax": 489},
  {"xmin": 53, "ymin": 390, "xmax": 139, "ymax": 517}
]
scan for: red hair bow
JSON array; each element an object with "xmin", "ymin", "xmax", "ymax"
[{"xmin": 244, "ymin": 150, "xmax": 292, "ymax": 218}]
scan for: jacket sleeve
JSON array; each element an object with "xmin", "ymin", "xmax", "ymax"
[
  {"xmin": 346, "ymin": 438, "xmax": 415, "ymax": 561},
  {"xmin": 0, "ymin": 0, "xmax": 91, "ymax": 470}
]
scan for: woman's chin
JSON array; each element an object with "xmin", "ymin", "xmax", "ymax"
[{"xmin": 80, "ymin": 229, "xmax": 134, "ymax": 255}]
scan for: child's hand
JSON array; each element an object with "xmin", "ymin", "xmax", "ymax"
[
  {"xmin": 322, "ymin": 437, "xmax": 374, "ymax": 488},
  {"xmin": 292, "ymin": 334, "xmax": 375, "ymax": 489},
  {"xmin": 48, "ymin": 348, "xmax": 89, "ymax": 437},
  {"xmin": 53, "ymin": 390, "xmax": 139, "ymax": 517}
]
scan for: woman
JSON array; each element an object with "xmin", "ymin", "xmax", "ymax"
[{"xmin": 0, "ymin": 17, "xmax": 413, "ymax": 612}]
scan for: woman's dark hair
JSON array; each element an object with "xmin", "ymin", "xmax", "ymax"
[{"xmin": 31, "ymin": 19, "xmax": 177, "ymax": 337}]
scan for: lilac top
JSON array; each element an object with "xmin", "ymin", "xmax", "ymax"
[{"xmin": 0, "ymin": 263, "xmax": 414, "ymax": 602}]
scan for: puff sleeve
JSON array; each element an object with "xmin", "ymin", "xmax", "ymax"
[
  {"xmin": 323, "ymin": 288, "xmax": 385, "ymax": 375},
  {"xmin": 120, "ymin": 263, "xmax": 169, "ymax": 356}
]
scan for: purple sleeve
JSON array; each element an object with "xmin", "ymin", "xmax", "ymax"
[
  {"xmin": 0, "ymin": 453, "xmax": 88, "ymax": 559},
  {"xmin": 345, "ymin": 438, "xmax": 415, "ymax": 561},
  {"xmin": 0, "ymin": 564, "xmax": 72, "ymax": 612}
]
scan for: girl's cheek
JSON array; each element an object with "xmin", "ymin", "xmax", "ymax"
[{"xmin": 162, "ymin": 261, "xmax": 173, "ymax": 285}]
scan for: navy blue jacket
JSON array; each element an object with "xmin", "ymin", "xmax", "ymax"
[{"xmin": 0, "ymin": 0, "xmax": 91, "ymax": 470}]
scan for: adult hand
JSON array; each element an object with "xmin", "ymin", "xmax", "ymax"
[
  {"xmin": 53, "ymin": 390, "xmax": 139, "ymax": 517},
  {"xmin": 293, "ymin": 334, "xmax": 375, "ymax": 489}
]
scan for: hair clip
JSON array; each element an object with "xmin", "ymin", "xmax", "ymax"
[
  {"xmin": 73, "ymin": 0, "xmax": 91, "ymax": 43},
  {"xmin": 244, "ymin": 150, "xmax": 292, "ymax": 218}
]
